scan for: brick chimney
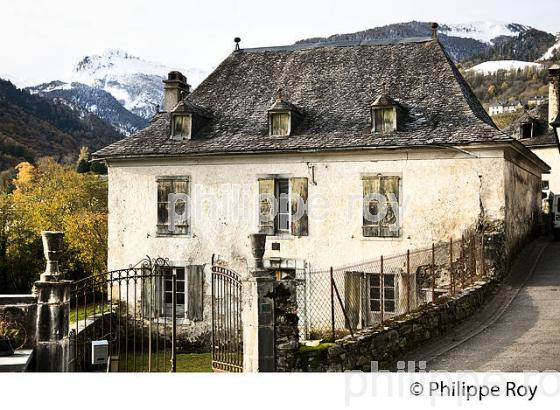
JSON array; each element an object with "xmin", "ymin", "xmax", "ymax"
[
  {"xmin": 163, "ymin": 71, "xmax": 188, "ymax": 112},
  {"xmin": 549, "ymin": 64, "xmax": 560, "ymax": 128}
]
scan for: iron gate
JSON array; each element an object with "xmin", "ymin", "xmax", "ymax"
[
  {"xmin": 68, "ymin": 257, "xmax": 178, "ymax": 372},
  {"xmin": 211, "ymin": 265, "xmax": 243, "ymax": 372}
]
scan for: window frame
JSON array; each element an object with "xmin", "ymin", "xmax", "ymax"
[
  {"xmin": 269, "ymin": 111, "xmax": 292, "ymax": 137},
  {"xmin": 171, "ymin": 113, "xmax": 193, "ymax": 140},
  {"xmin": 161, "ymin": 266, "xmax": 187, "ymax": 319},
  {"xmin": 369, "ymin": 273, "xmax": 397, "ymax": 314},
  {"xmin": 371, "ymin": 106, "xmax": 397, "ymax": 133},
  {"xmin": 156, "ymin": 176, "xmax": 191, "ymax": 237},
  {"xmin": 275, "ymin": 178, "xmax": 291, "ymax": 234},
  {"xmin": 362, "ymin": 174, "xmax": 402, "ymax": 238}
]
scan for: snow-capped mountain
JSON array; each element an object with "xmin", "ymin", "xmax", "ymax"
[
  {"xmin": 296, "ymin": 21, "xmax": 553, "ymax": 63},
  {"xmin": 27, "ymin": 81, "xmax": 148, "ymax": 136},
  {"xmin": 538, "ymin": 37, "xmax": 560, "ymax": 61},
  {"xmin": 466, "ymin": 60, "xmax": 545, "ymax": 75},
  {"xmin": 439, "ymin": 22, "xmax": 530, "ymax": 44},
  {"xmin": 66, "ymin": 49, "xmax": 208, "ymax": 120}
]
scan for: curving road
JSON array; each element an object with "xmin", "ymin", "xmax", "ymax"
[{"xmin": 424, "ymin": 238, "xmax": 560, "ymax": 372}]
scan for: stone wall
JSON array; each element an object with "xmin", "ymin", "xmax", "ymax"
[
  {"xmin": 296, "ymin": 279, "xmax": 496, "ymax": 372},
  {"xmin": 0, "ymin": 295, "xmax": 37, "ymax": 349},
  {"xmin": 274, "ymin": 280, "xmax": 299, "ymax": 372}
]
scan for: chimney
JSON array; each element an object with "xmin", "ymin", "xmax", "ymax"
[
  {"xmin": 549, "ymin": 65, "xmax": 560, "ymax": 128},
  {"xmin": 163, "ymin": 71, "xmax": 188, "ymax": 112},
  {"xmin": 431, "ymin": 22, "xmax": 439, "ymax": 40}
]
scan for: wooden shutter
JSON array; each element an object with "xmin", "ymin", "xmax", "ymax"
[
  {"xmin": 258, "ymin": 178, "xmax": 275, "ymax": 235},
  {"xmin": 157, "ymin": 180, "xmax": 173, "ymax": 234},
  {"xmin": 290, "ymin": 177, "xmax": 308, "ymax": 236},
  {"xmin": 380, "ymin": 176, "xmax": 400, "ymax": 237},
  {"xmin": 187, "ymin": 265, "xmax": 204, "ymax": 321},
  {"xmin": 344, "ymin": 271, "xmax": 362, "ymax": 329},
  {"xmin": 362, "ymin": 176, "xmax": 380, "ymax": 237}
]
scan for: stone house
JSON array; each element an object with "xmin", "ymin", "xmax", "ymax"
[
  {"xmin": 93, "ymin": 34, "xmax": 549, "ymax": 343},
  {"xmin": 504, "ymin": 65, "xmax": 560, "ymax": 195},
  {"xmin": 488, "ymin": 100, "xmax": 524, "ymax": 117}
]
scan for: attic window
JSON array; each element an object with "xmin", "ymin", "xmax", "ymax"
[
  {"xmin": 372, "ymin": 107, "xmax": 396, "ymax": 133},
  {"xmin": 172, "ymin": 114, "xmax": 192, "ymax": 140},
  {"xmin": 270, "ymin": 112, "xmax": 290, "ymax": 136},
  {"xmin": 371, "ymin": 85, "xmax": 398, "ymax": 134},
  {"xmin": 520, "ymin": 122, "xmax": 533, "ymax": 139}
]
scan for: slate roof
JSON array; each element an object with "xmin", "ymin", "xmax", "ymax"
[
  {"xmin": 94, "ymin": 38, "xmax": 516, "ymax": 160},
  {"xmin": 503, "ymin": 104, "xmax": 558, "ymax": 148}
]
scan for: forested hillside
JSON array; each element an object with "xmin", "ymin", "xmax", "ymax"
[{"xmin": 0, "ymin": 79, "xmax": 123, "ymax": 171}]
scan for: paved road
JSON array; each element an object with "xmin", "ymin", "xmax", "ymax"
[{"xmin": 425, "ymin": 238, "xmax": 560, "ymax": 371}]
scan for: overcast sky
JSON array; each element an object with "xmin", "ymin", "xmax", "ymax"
[{"xmin": 0, "ymin": 0, "xmax": 558, "ymax": 85}]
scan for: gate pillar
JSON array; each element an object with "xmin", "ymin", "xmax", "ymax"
[
  {"xmin": 32, "ymin": 231, "xmax": 72, "ymax": 372},
  {"xmin": 242, "ymin": 234, "xmax": 275, "ymax": 372}
]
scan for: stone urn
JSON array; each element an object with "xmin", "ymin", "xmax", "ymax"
[
  {"xmin": 40, "ymin": 231, "xmax": 64, "ymax": 282},
  {"xmin": 248, "ymin": 233, "xmax": 267, "ymax": 274}
]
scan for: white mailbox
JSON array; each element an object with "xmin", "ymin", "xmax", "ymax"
[{"xmin": 91, "ymin": 340, "xmax": 109, "ymax": 365}]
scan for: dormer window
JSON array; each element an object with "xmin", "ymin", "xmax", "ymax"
[
  {"xmin": 169, "ymin": 99, "xmax": 211, "ymax": 141},
  {"xmin": 520, "ymin": 122, "xmax": 533, "ymax": 139},
  {"xmin": 371, "ymin": 83, "xmax": 398, "ymax": 133},
  {"xmin": 172, "ymin": 114, "xmax": 192, "ymax": 140},
  {"xmin": 372, "ymin": 107, "xmax": 396, "ymax": 133},
  {"xmin": 268, "ymin": 89, "xmax": 303, "ymax": 137},
  {"xmin": 270, "ymin": 112, "xmax": 290, "ymax": 136}
]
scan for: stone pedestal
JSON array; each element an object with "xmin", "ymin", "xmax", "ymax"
[{"xmin": 32, "ymin": 280, "xmax": 72, "ymax": 372}]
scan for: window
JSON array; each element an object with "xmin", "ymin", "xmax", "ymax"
[
  {"xmin": 258, "ymin": 177, "xmax": 308, "ymax": 236},
  {"xmin": 172, "ymin": 114, "xmax": 192, "ymax": 140},
  {"xmin": 163, "ymin": 267, "xmax": 186, "ymax": 318},
  {"xmin": 520, "ymin": 123, "xmax": 533, "ymax": 139},
  {"xmin": 157, "ymin": 177, "xmax": 190, "ymax": 235},
  {"xmin": 270, "ymin": 112, "xmax": 290, "ymax": 136},
  {"xmin": 144, "ymin": 265, "xmax": 204, "ymax": 321},
  {"xmin": 276, "ymin": 179, "xmax": 290, "ymax": 233},
  {"xmin": 372, "ymin": 107, "xmax": 396, "ymax": 133},
  {"xmin": 370, "ymin": 273, "xmax": 396, "ymax": 313},
  {"xmin": 362, "ymin": 175, "xmax": 401, "ymax": 237}
]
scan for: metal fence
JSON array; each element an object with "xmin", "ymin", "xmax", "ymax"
[
  {"xmin": 298, "ymin": 229, "xmax": 488, "ymax": 342},
  {"xmin": 68, "ymin": 257, "xmax": 178, "ymax": 372}
]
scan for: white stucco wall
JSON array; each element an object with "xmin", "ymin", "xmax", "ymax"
[
  {"xmin": 531, "ymin": 146, "xmax": 560, "ymax": 194},
  {"xmin": 107, "ymin": 147, "xmax": 515, "ymax": 277}
]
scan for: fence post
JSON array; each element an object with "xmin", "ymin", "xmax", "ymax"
[
  {"xmin": 450, "ymin": 238, "xmax": 454, "ymax": 296},
  {"xmin": 481, "ymin": 230, "xmax": 486, "ymax": 278},
  {"xmin": 460, "ymin": 234, "xmax": 465, "ymax": 291},
  {"xmin": 171, "ymin": 272, "xmax": 177, "ymax": 373},
  {"xmin": 330, "ymin": 267, "xmax": 335, "ymax": 342},
  {"xmin": 380, "ymin": 256, "xmax": 384, "ymax": 325},
  {"xmin": 431, "ymin": 243, "xmax": 436, "ymax": 303},
  {"xmin": 406, "ymin": 250, "xmax": 411, "ymax": 314}
]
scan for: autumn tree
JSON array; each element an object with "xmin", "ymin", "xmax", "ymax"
[{"xmin": 0, "ymin": 158, "xmax": 108, "ymax": 292}]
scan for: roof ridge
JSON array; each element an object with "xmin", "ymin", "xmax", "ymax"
[{"xmin": 238, "ymin": 36, "xmax": 432, "ymax": 53}]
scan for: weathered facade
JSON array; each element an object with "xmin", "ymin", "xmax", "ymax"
[
  {"xmin": 94, "ymin": 32, "xmax": 549, "ymax": 345},
  {"xmin": 504, "ymin": 65, "xmax": 560, "ymax": 194}
]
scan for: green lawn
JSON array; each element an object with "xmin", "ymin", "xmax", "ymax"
[
  {"xmin": 69, "ymin": 303, "xmax": 110, "ymax": 324},
  {"xmin": 122, "ymin": 352, "xmax": 212, "ymax": 372}
]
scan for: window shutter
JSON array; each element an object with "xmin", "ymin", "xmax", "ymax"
[
  {"xmin": 380, "ymin": 176, "xmax": 400, "ymax": 238},
  {"xmin": 157, "ymin": 180, "xmax": 173, "ymax": 233},
  {"xmin": 258, "ymin": 179, "xmax": 275, "ymax": 235},
  {"xmin": 290, "ymin": 177, "xmax": 308, "ymax": 236},
  {"xmin": 362, "ymin": 177, "xmax": 380, "ymax": 237},
  {"xmin": 187, "ymin": 265, "xmax": 204, "ymax": 321}
]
